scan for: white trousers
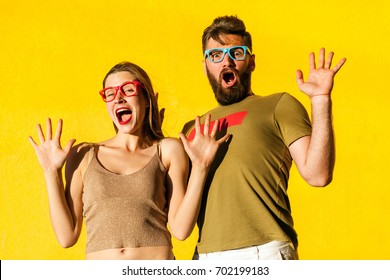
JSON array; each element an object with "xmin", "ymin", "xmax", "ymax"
[{"xmin": 194, "ymin": 241, "xmax": 298, "ymax": 260}]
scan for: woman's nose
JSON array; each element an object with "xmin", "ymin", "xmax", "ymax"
[{"xmin": 114, "ymin": 90, "xmax": 126, "ymax": 103}]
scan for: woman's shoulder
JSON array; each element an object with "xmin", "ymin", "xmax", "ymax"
[
  {"xmin": 70, "ymin": 142, "xmax": 94, "ymax": 156},
  {"xmin": 160, "ymin": 137, "xmax": 183, "ymax": 148},
  {"xmin": 67, "ymin": 142, "xmax": 95, "ymax": 168},
  {"xmin": 159, "ymin": 137, "xmax": 186, "ymax": 162}
]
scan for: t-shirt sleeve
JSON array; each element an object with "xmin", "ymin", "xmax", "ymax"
[{"xmin": 274, "ymin": 93, "xmax": 312, "ymax": 147}]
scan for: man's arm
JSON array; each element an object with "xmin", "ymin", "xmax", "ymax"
[{"xmin": 290, "ymin": 48, "xmax": 346, "ymax": 187}]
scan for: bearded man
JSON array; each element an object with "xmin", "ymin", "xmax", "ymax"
[{"xmin": 182, "ymin": 15, "xmax": 346, "ymax": 260}]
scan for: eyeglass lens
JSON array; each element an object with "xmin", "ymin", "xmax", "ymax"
[
  {"xmin": 208, "ymin": 46, "xmax": 247, "ymax": 62},
  {"xmin": 102, "ymin": 83, "xmax": 137, "ymax": 102}
]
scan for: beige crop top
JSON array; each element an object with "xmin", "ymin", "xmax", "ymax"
[{"xmin": 82, "ymin": 143, "xmax": 172, "ymax": 253}]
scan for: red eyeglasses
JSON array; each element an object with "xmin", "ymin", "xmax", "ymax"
[{"xmin": 99, "ymin": 81, "xmax": 144, "ymax": 102}]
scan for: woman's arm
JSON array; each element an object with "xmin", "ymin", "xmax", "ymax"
[
  {"xmin": 29, "ymin": 118, "xmax": 84, "ymax": 247},
  {"xmin": 164, "ymin": 115, "xmax": 229, "ymax": 240}
]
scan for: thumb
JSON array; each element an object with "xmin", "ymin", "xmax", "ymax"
[
  {"xmin": 217, "ymin": 133, "xmax": 230, "ymax": 144},
  {"xmin": 178, "ymin": 133, "xmax": 188, "ymax": 145},
  {"xmin": 295, "ymin": 70, "xmax": 304, "ymax": 87},
  {"xmin": 178, "ymin": 133, "xmax": 191, "ymax": 153},
  {"xmin": 64, "ymin": 139, "xmax": 76, "ymax": 155}
]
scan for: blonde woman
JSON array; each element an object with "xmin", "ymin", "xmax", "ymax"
[{"xmin": 29, "ymin": 61, "xmax": 228, "ymax": 259}]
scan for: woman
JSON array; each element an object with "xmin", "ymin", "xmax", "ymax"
[{"xmin": 28, "ymin": 61, "xmax": 228, "ymax": 259}]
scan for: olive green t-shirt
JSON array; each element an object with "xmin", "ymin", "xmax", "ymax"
[{"xmin": 182, "ymin": 93, "xmax": 312, "ymax": 254}]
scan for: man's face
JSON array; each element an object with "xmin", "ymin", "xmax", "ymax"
[{"xmin": 203, "ymin": 34, "xmax": 255, "ymax": 105}]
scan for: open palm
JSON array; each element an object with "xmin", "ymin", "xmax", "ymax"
[
  {"xmin": 28, "ymin": 118, "xmax": 76, "ymax": 171},
  {"xmin": 179, "ymin": 115, "xmax": 229, "ymax": 168},
  {"xmin": 296, "ymin": 48, "xmax": 346, "ymax": 97}
]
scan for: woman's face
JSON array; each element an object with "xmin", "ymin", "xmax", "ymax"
[{"xmin": 103, "ymin": 71, "xmax": 148, "ymax": 136}]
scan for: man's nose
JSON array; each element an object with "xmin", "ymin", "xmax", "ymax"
[{"xmin": 221, "ymin": 52, "xmax": 235, "ymax": 68}]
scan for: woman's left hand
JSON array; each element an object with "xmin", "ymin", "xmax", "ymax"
[{"xmin": 179, "ymin": 114, "xmax": 229, "ymax": 168}]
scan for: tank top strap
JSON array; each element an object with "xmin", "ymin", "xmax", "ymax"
[
  {"xmin": 156, "ymin": 139, "xmax": 167, "ymax": 172},
  {"xmin": 86, "ymin": 143, "xmax": 96, "ymax": 166},
  {"xmin": 156, "ymin": 140, "xmax": 162, "ymax": 158}
]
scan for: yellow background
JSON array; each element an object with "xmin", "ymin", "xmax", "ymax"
[{"xmin": 1, "ymin": 0, "xmax": 389, "ymax": 260}]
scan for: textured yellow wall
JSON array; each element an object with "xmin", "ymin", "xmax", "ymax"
[{"xmin": 1, "ymin": 0, "xmax": 389, "ymax": 260}]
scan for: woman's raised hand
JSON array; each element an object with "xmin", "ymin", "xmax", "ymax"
[
  {"xmin": 179, "ymin": 114, "xmax": 229, "ymax": 168},
  {"xmin": 28, "ymin": 118, "xmax": 76, "ymax": 171}
]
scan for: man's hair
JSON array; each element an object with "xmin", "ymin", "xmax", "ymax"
[
  {"xmin": 102, "ymin": 61, "xmax": 164, "ymax": 141},
  {"xmin": 202, "ymin": 15, "xmax": 252, "ymax": 53}
]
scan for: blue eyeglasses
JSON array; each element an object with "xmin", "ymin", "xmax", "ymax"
[{"xmin": 204, "ymin": 46, "xmax": 252, "ymax": 63}]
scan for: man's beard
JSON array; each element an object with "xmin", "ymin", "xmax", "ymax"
[{"xmin": 206, "ymin": 65, "xmax": 252, "ymax": 106}]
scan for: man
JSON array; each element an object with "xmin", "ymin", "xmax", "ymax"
[{"xmin": 181, "ymin": 15, "xmax": 346, "ymax": 260}]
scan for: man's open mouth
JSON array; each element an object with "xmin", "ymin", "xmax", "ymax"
[
  {"xmin": 221, "ymin": 70, "xmax": 237, "ymax": 87},
  {"xmin": 115, "ymin": 107, "xmax": 132, "ymax": 125}
]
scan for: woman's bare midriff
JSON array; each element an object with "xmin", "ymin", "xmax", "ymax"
[{"xmin": 86, "ymin": 246, "xmax": 174, "ymax": 260}]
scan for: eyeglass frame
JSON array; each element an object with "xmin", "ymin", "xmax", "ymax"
[
  {"xmin": 203, "ymin": 46, "xmax": 252, "ymax": 63},
  {"xmin": 99, "ymin": 80, "xmax": 144, "ymax": 103}
]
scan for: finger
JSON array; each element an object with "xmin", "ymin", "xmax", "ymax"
[
  {"xmin": 178, "ymin": 132, "xmax": 187, "ymax": 143},
  {"xmin": 37, "ymin": 123, "xmax": 45, "ymax": 143},
  {"xmin": 28, "ymin": 136, "xmax": 38, "ymax": 149},
  {"xmin": 46, "ymin": 118, "xmax": 52, "ymax": 140},
  {"xmin": 217, "ymin": 133, "xmax": 230, "ymax": 144},
  {"xmin": 318, "ymin": 48, "xmax": 325, "ymax": 68},
  {"xmin": 54, "ymin": 119, "xmax": 63, "ymax": 141},
  {"xmin": 210, "ymin": 119, "xmax": 219, "ymax": 138},
  {"xmin": 309, "ymin": 52, "xmax": 316, "ymax": 70},
  {"xmin": 178, "ymin": 133, "xmax": 190, "ymax": 150},
  {"xmin": 64, "ymin": 139, "xmax": 76, "ymax": 155},
  {"xmin": 155, "ymin": 92, "xmax": 159, "ymax": 102},
  {"xmin": 332, "ymin": 57, "xmax": 347, "ymax": 73},
  {"xmin": 194, "ymin": 116, "xmax": 201, "ymax": 135},
  {"xmin": 324, "ymin": 51, "xmax": 334, "ymax": 69},
  {"xmin": 295, "ymin": 70, "xmax": 304, "ymax": 86},
  {"xmin": 203, "ymin": 114, "xmax": 210, "ymax": 136}
]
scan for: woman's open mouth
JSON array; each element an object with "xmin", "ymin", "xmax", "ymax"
[{"xmin": 115, "ymin": 107, "xmax": 132, "ymax": 125}]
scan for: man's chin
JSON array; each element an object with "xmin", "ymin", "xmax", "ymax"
[
  {"xmin": 221, "ymin": 81, "xmax": 237, "ymax": 89},
  {"xmin": 206, "ymin": 65, "xmax": 252, "ymax": 105},
  {"xmin": 215, "ymin": 88, "xmax": 248, "ymax": 106}
]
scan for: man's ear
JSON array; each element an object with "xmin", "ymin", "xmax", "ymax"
[
  {"xmin": 202, "ymin": 60, "xmax": 207, "ymax": 76},
  {"xmin": 250, "ymin": 54, "xmax": 256, "ymax": 71}
]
